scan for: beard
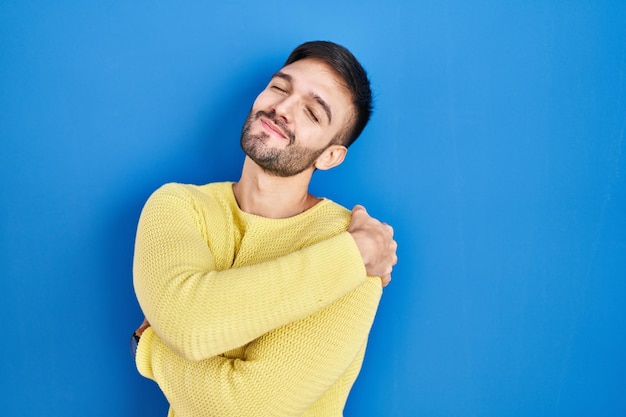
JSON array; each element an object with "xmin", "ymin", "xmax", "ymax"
[{"xmin": 240, "ymin": 109, "xmax": 327, "ymax": 177}]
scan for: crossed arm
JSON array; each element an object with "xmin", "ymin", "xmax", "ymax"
[
  {"xmin": 132, "ymin": 185, "xmax": 395, "ymax": 360},
  {"xmin": 132, "ymin": 184, "xmax": 397, "ymax": 414},
  {"xmin": 136, "ymin": 277, "xmax": 382, "ymax": 416},
  {"xmin": 133, "ymin": 185, "xmax": 397, "ymax": 360}
]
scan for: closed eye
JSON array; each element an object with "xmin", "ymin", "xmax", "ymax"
[
  {"xmin": 271, "ymin": 85, "xmax": 287, "ymax": 93},
  {"xmin": 306, "ymin": 107, "xmax": 319, "ymax": 123}
]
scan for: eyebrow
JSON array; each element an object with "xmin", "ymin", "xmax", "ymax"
[{"xmin": 272, "ymin": 71, "xmax": 333, "ymax": 124}]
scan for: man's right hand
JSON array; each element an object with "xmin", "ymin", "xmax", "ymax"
[{"xmin": 348, "ymin": 205, "xmax": 398, "ymax": 286}]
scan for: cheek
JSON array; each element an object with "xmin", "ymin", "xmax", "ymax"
[
  {"xmin": 298, "ymin": 126, "xmax": 332, "ymax": 148},
  {"xmin": 250, "ymin": 97, "xmax": 263, "ymax": 113},
  {"xmin": 251, "ymin": 90, "xmax": 275, "ymax": 111}
]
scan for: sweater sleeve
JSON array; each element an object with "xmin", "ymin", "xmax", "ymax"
[
  {"xmin": 133, "ymin": 184, "xmax": 368, "ymax": 361},
  {"xmin": 135, "ymin": 277, "xmax": 382, "ymax": 417}
]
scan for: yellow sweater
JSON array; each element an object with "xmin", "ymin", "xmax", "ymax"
[{"xmin": 133, "ymin": 182, "xmax": 382, "ymax": 417}]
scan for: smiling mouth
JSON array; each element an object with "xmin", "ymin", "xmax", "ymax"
[{"xmin": 260, "ymin": 119, "xmax": 288, "ymax": 139}]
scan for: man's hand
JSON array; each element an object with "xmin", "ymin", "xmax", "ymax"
[
  {"xmin": 348, "ymin": 205, "xmax": 398, "ymax": 286},
  {"xmin": 135, "ymin": 317, "xmax": 151, "ymax": 337}
]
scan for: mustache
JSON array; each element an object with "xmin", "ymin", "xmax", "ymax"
[{"xmin": 254, "ymin": 110, "xmax": 296, "ymax": 144}]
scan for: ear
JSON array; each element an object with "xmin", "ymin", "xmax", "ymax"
[{"xmin": 315, "ymin": 144, "xmax": 348, "ymax": 171}]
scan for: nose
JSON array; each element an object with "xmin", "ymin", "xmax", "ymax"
[{"xmin": 272, "ymin": 94, "xmax": 298, "ymax": 123}]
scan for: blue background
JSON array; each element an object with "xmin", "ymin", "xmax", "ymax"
[{"xmin": 1, "ymin": 1, "xmax": 625, "ymax": 416}]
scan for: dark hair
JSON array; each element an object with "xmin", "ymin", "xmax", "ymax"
[{"xmin": 284, "ymin": 40, "xmax": 373, "ymax": 147}]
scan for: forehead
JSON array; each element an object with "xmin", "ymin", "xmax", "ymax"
[{"xmin": 277, "ymin": 59, "xmax": 354, "ymax": 122}]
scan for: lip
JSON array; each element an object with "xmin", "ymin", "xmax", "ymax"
[{"xmin": 260, "ymin": 118, "xmax": 288, "ymax": 140}]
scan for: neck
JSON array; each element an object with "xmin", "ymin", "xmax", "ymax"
[{"xmin": 232, "ymin": 157, "xmax": 321, "ymax": 219}]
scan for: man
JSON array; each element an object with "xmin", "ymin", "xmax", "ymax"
[{"xmin": 131, "ymin": 40, "xmax": 398, "ymax": 416}]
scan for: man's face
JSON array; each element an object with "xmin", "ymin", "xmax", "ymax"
[{"xmin": 240, "ymin": 58, "xmax": 354, "ymax": 177}]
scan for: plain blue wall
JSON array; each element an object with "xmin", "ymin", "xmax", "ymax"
[{"xmin": 1, "ymin": 1, "xmax": 625, "ymax": 416}]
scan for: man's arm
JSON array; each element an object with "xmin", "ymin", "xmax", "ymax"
[
  {"xmin": 134, "ymin": 184, "xmax": 386, "ymax": 362},
  {"xmin": 135, "ymin": 277, "xmax": 382, "ymax": 417}
]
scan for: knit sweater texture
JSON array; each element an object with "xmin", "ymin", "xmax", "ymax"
[{"xmin": 133, "ymin": 182, "xmax": 382, "ymax": 417}]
